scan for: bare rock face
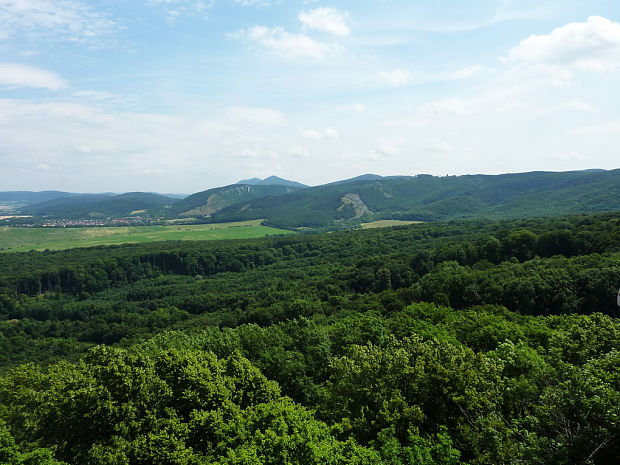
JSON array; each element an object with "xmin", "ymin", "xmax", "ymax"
[{"xmin": 337, "ymin": 193, "xmax": 372, "ymax": 219}]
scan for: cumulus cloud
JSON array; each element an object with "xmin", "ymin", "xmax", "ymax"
[
  {"xmin": 0, "ymin": 63, "xmax": 65, "ymax": 89},
  {"xmin": 380, "ymin": 69, "xmax": 411, "ymax": 86},
  {"xmin": 232, "ymin": 26, "xmax": 332, "ymax": 58},
  {"xmin": 506, "ymin": 16, "xmax": 620, "ymax": 72},
  {"xmin": 299, "ymin": 7, "xmax": 350, "ymax": 36}
]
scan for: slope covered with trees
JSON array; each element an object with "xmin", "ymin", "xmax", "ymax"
[
  {"xmin": 210, "ymin": 169, "xmax": 620, "ymax": 228},
  {"xmin": 168, "ymin": 183, "xmax": 306, "ymax": 217},
  {"xmin": 20, "ymin": 192, "xmax": 175, "ymax": 218},
  {"xmin": 235, "ymin": 175, "xmax": 308, "ymax": 188},
  {"xmin": 0, "ymin": 191, "xmax": 77, "ymax": 205},
  {"xmin": 0, "ymin": 211, "xmax": 619, "ymax": 464}
]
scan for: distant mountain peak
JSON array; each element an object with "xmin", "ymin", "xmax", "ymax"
[{"xmin": 236, "ymin": 176, "xmax": 308, "ymax": 189}]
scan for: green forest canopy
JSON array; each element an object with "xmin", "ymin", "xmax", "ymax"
[{"xmin": 0, "ymin": 211, "xmax": 619, "ymax": 464}]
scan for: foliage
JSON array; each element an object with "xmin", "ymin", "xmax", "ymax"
[
  {"xmin": 0, "ymin": 211, "xmax": 619, "ymax": 464},
  {"xmin": 210, "ymin": 170, "xmax": 620, "ymax": 228}
]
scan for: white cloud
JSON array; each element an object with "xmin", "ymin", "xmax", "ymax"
[
  {"xmin": 565, "ymin": 99, "xmax": 598, "ymax": 113},
  {"xmin": 301, "ymin": 129, "xmax": 323, "ymax": 139},
  {"xmin": 370, "ymin": 144, "xmax": 397, "ymax": 160},
  {"xmin": 575, "ymin": 121, "xmax": 620, "ymax": 135},
  {"xmin": 231, "ymin": 148, "xmax": 278, "ymax": 160},
  {"xmin": 0, "ymin": 63, "xmax": 65, "ymax": 89},
  {"xmin": 420, "ymin": 98, "xmax": 471, "ymax": 116},
  {"xmin": 290, "ymin": 146, "xmax": 309, "ymax": 158},
  {"xmin": 418, "ymin": 85, "xmax": 531, "ymax": 118},
  {"xmin": 337, "ymin": 103, "xmax": 365, "ymax": 112},
  {"xmin": 146, "ymin": 0, "xmax": 214, "ymax": 21},
  {"xmin": 139, "ymin": 168, "xmax": 167, "ymax": 175},
  {"xmin": 299, "ymin": 7, "xmax": 350, "ymax": 36},
  {"xmin": 506, "ymin": 16, "xmax": 620, "ymax": 72},
  {"xmin": 450, "ymin": 64, "xmax": 487, "ymax": 80},
  {"xmin": 302, "ymin": 127, "xmax": 339, "ymax": 139},
  {"xmin": 427, "ymin": 138, "xmax": 452, "ymax": 154},
  {"xmin": 549, "ymin": 151, "xmax": 587, "ymax": 161},
  {"xmin": 0, "ymin": 0, "xmax": 116, "ymax": 42},
  {"xmin": 380, "ymin": 117, "xmax": 427, "ymax": 129},
  {"xmin": 380, "ymin": 69, "xmax": 411, "ymax": 86},
  {"xmin": 324, "ymin": 127, "xmax": 339, "ymax": 139},
  {"xmin": 232, "ymin": 26, "xmax": 332, "ymax": 58},
  {"xmin": 0, "ymin": 96, "xmax": 312, "ymax": 191},
  {"xmin": 232, "ymin": 0, "xmax": 275, "ymax": 6},
  {"xmin": 226, "ymin": 106, "xmax": 286, "ymax": 126}
]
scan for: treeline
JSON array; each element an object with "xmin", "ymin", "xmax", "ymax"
[
  {"xmin": 6, "ymin": 244, "xmax": 303, "ymax": 296},
  {"xmin": 2, "ymin": 212, "xmax": 620, "ymax": 299}
]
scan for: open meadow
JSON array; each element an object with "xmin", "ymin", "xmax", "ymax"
[
  {"xmin": 360, "ymin": 220, "xmax": 424, "ymax": 229},
  {"xmin": 0, "ymin": 220, "xmax": 293, "ymax": 252}
]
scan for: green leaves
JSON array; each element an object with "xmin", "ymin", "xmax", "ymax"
[{"xmin": 0, "ymin": 347, "xmax": 383, "ymax": 465}]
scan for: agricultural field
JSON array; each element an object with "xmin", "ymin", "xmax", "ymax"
[
  {"xmin": 360, "ymin": 219, "xmax": 424, "ymax": 229},
  {"xmin": 0, "ymin": 220, "xmax": 293, "ymax": 252}
]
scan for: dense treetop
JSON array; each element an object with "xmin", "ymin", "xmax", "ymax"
[{"xmin": 0, "ymin": 211, "xmax": 619, "ymax": 464}]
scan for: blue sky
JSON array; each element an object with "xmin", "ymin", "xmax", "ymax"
[{"xmin": 0, "ymin": 0, "xmax": 619, "ymax": 192}]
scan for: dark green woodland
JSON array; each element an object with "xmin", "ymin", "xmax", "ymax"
[
  {"xmin": 9, "ymin": 170, "xmax": 620, "ymax": 227},
  {"xmin": 0, "ymin": 211, "xmax": 619, "ymax": 464}
]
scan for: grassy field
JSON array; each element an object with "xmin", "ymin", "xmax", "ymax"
[
  {"xmin": 360, "ymin": 220, "xmax": 424, "ymax": 229},
  {"xmin": 0, "ymin": 220, "xmax": 294, "ymax": 253}
]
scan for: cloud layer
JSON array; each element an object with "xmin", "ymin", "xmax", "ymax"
[
  {"xmin": 0, "ymin": 63, "xmax": 65, "ymax": 89},
  {"xmin": 1, "ymin": 2, "xmax": 619, "ymax": 191}
]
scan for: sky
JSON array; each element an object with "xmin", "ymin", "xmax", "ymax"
[{"xmin": 0, "ymin": 0, "xmax": 619, "ymax": 193}]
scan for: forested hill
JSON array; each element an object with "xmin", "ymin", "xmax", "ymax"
[
  {"xmin": 0, "ymin": 190, "xmax": 77, "ymax": 205},
  {"xmin": 209, "ymin": 169, "xmax": 620, "ymax": 228},
  {"xmin": 168, "ymin": 183, "xmax": 306, "ymax": 217},
  {"xmin": 235, "ymin": 175, "xmax": 308, "ymax": 188},
  {"xmin": 0, "ymin": 211, "xmax": 619, "ymax": 464},
  {"xmin": 20, "ymin": 192, "xmax": 174, "ymax": 218}
]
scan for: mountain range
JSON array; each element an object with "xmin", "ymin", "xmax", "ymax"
[
  {"xmin": 19, "ymin": 192, "xmax": 175, "ymax": 218},
  {"xmin": 4, "ymin": 169, "xmax": 620, "ymax": 228}
]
